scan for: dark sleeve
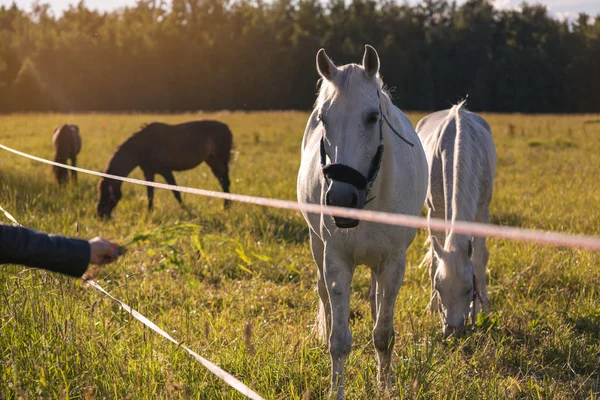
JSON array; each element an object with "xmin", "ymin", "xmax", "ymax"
[{"xmin": 0, "ymin": 224, "xmax": 91, "ymax": 277}]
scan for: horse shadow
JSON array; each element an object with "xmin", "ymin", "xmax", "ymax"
[{"xmin": 263, "ymin": 212, "xmax": 310, "ymax": 245}]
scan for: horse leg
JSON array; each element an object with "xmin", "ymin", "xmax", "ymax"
[
  {"xmin": 54, "ymin": 155, "xmax": 67, "ymax": 185},
  {"xmin": 369, "ymin": 270, "xmax": 379, "ymax": 325},
  {"xmin": 372, "ymin": 252, "xmax": 405, "ymax": 389},
  {"xmin": 427, "ymin": 206, "xmax": 446, "ymax": 314},
  {"xmin": 324, "ymin": 248, "xmax": 353, "ymax": 400},
  {"xmin": 206, "ymin": 155, "xmax": 231, "ymax": 209},
  {"xmin": 160, "ymin": 170, "xmax": 183, "ymax": 205},
  {"xmin": 142, "ymin": 169, "xmax": 155, "ymax": 211},
  {"xmin": 310, "ymin": 231, "xmax": 330, "ymax": 345},
  {"xmin": 70, "ymin": 155, "xmax": 77, "ymax": 183},
  {"xmin": 473, "ymin": 207, "xmax": 491, "ymax": 313}
]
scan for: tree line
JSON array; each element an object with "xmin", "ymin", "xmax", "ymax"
[{"xmin": 0, "ymin": 0, "xmax": 599, "ymax": 113}]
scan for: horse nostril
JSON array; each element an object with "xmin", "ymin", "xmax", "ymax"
[
  {"xmin": 325, "ymin": 191, "xmax": 332, "ymax": 205},
  {"xmin": 350, "ymin": 192, "xmax": 359, "ymax": 208}
]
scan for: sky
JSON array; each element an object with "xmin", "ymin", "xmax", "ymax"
[{"xmin": 1, "ymin": 0, "xmax": 599, "ymax": 21}]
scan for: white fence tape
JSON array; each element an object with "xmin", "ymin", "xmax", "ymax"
[
  {"xmin": 85, "ymin": 280, "xmax": 265, "ymax": 400},
  {"xmin": 1, "ymin": 143, "xmax": 600, "ymax": 251},
  {"xmin": 0, "ymin": 204, "xmax": 265, "ymax": 400}
]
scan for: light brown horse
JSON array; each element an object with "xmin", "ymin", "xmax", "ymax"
[
  {"xmin": 97, "ymin": 120, "xmax": 233, "ymax": 218},
  {"xmin": 52, "ymin": 124, "xmax": 81, "ymax": 184}
]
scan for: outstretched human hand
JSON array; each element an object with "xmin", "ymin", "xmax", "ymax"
[{"xmin": 88, "ymin": 237, "xmax": 126, "ymax": 265}]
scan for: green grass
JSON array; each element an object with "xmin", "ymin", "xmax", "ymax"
[{"xmin": 1, "ymin": 111, "xmax": 600, "ymax": 399}]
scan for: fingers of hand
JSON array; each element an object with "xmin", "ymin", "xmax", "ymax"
[{"xmin": 100, "ymin": 244, "xmax": 126, "ymax": 264}]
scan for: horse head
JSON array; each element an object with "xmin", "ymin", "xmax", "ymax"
[
  {"xmin": 431, "ymin": 235, "xmax": 478, "ymax": 337},
  {"xmin": 315, "ymin": 45, "xmax": 384, "ymax": 228},
  {"xmin": 97, "ymin": 178, "xmax": 122, "ymax": 219}
]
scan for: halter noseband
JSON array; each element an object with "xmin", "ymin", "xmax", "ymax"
[{"xmin": 320, "ymin": 91, "xmax": 414, "ymax": 204}]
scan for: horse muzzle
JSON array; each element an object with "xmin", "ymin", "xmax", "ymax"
[{"xmin": 324, "ymin": 174, "xmax": 367, "ymax": 229}]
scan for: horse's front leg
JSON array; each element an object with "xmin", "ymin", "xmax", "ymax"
[
  {"xmin": 324, "ymin": 246, "xmax": 353, "ymax": 400},
  {"xmin": 427, "ymin": 206, "xmax": 445, "ymax": 314},
  {"xmin": 369, "ymin": 270, "xmax": 377, "ymax": 323},
  {"xmin": 160, "ymin": 170, "xmax": 183, "ymax": 205},
  {"xmin": 310, "ymin": 231, "xmax": 330, "ymax": 344},
  {"xmin": 372, "ymin": 251, "xmax": 406, "ymax": 389},
  {"xmin": 473, "ymin": 208, "xmax": 491, "ymax": 313},
  {"xmin": 142, "ymin": 169, "xmax": 155, "ymax": 211}
]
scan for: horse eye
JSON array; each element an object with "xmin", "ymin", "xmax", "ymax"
[{"xmin": 367, "ymin": 112, "xmax": 379, "ymax": 124}]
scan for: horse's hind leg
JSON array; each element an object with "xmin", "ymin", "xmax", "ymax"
[
  {"xmin": 473, "ymin": 207, "xmax": 491, "ymax": 313},
  {"xmin": 70, "ymin": 155, "xmax": 77, "ymax": 183},
  {"xmin": 54, "ymin": 154, "xmax": 67, "ymax": 184},
  {"xmin": 372, "ymin": 252, "xmax": 405, "ymax": 389},
  {"xmin": 206, "ymin": 155, "xmax": 231, "ymax": 209},
  {"xmin": 310, "ymin": 231, "xmax": 330, "ymax": 345},
  {"xmin": 160, "ymin": 170, "xmax": 182, "ymax": 204}
]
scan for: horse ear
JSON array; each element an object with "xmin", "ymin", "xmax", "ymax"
[
  {"xmin": 316, "ymin": 48, "xmax": 338, "ymax": 81},
  {"xmin": 362, "ymin": 44, "xmax": 380, "ymax": 79},
  {"xmin": 431, "ymin": 236, "xmax": 446, "ymax": 259}
]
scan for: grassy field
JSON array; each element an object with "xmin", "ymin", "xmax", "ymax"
[{"xmin": 1, "ymin": 110, "xmax": 600, "ymax": 400}]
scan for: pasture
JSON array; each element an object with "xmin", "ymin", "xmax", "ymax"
[{"xmin": 1, "ymin": 111, "xmax": 600, "ymax": 399}]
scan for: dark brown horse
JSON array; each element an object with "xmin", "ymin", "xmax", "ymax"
[
  {"xmin": 97, "ymin": 120, "xmax": 233, "ymax": 218},
  {"xmin": 52, "ymin": 124, "xmax": 81, "ymax": 184}
]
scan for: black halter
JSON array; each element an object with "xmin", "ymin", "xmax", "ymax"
[{"xmin": 320, "ymin": 91, "xmax": 414, "ymax": 203}]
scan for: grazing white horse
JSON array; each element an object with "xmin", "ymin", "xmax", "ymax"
[
  {"xmin": 416, "ymin": 102, "xmax": 496, "ymax": 337},
  {"xmin": 297, "ymin": 45, "xmax": 428, "ymax": 399}
]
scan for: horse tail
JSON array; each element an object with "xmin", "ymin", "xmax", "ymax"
[
  {"xmin": 221, "ymin": 124, "xmax": 234, "ymax": 165},
  {"xmin": 52, "ymin": 125, "xmax": 71, "ymax": 183},
  {"xmin": 452, "ymin": 100, "xmax": 466, "ymax": 144},
  {"xmin": 52, "ymin": 143, "xmax": 67, "ymax": 183}
]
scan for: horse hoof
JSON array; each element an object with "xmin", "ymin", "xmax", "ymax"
[
  {"xmin": 329, "ymin": 388, "xmax": 345, "ymax": 400},
  {"xmin": 377, "ymin": 370, "xmax": 397, "ymax": 389}
]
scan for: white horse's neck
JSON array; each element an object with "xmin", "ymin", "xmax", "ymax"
[{"xmin": 447, "ymin": 104, "xmax": 478, "ymax": 225}]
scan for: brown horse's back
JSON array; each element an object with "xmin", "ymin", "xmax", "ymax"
[
  {"xmin": 53, "ymin": 124, "xmax": 81, "ymax": 160},
  {"xmin": 135, "ymin": 120, "xmax": 233, "ymax": 171}
]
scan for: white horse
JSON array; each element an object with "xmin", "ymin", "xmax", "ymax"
[
  {"xmin": 297, "ymin": 45, "xmax": 428, "ymax": 398},
  {"xmin": 416, "ymin": 102, "xmax": 496, "ymax": 337}
]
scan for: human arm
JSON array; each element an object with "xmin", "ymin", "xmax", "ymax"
[{"xmin": 0, "ymin": 224, "xmax": 122, "ymax": 277}]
